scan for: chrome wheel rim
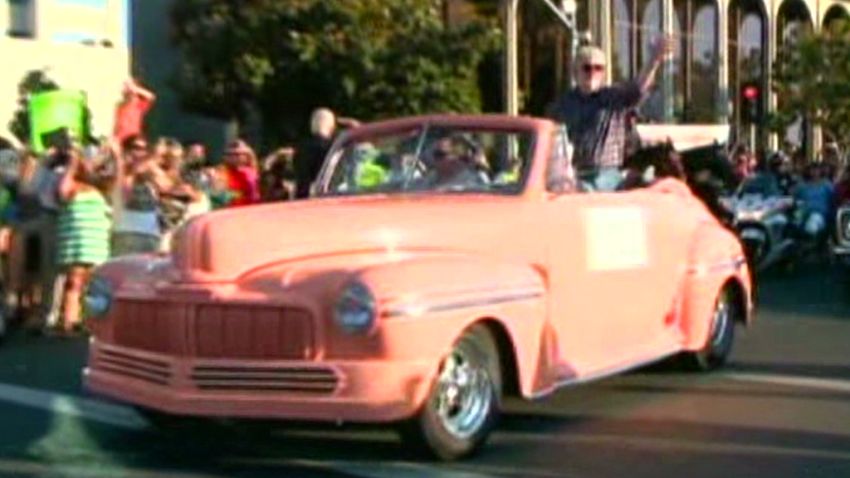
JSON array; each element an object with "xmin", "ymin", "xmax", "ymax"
[
  {"xmin": 710, "ymin": 294, "xmax": 731, "ymax": 349},
  {"xmin": 435, "ymin": 349, "xmax": 493, "ymax": 440}
]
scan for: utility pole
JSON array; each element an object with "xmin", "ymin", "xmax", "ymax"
[{"xmin": 505, "ymin": 0, "xmax": 520, "ymax": 116}]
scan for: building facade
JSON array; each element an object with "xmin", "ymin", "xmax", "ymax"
[
  {"xmin": 454, "ymin": 0, "xmax": 850, "ymax": 155},
  {"xmin": 0, "ymin": 0, "xmax": 130, "ymax": 143}
]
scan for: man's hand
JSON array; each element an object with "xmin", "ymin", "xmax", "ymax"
[
  {"xmin": 337, "ymin": 117, "xmax": 361, "ymax": 128},
  {"xmin": 651, "ymin": 35, "xmax": 676, "ymax": 65},
  {"xmin": 637, "ymin": 34, "xmax": 675, "ymax": 97}
]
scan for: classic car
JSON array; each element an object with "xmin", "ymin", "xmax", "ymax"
[{"xmin": 83, "ymin": 115, "xmax": 754, "ymax": 460}]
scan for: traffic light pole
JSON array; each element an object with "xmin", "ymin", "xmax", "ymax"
[{"xmin": 505, "ymin": 0, "xmax": 520, "ymax": 116}]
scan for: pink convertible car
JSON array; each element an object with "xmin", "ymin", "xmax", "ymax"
[{"xmin": 83, "ymin": 115, "xmax": 753, "ymax": 460}]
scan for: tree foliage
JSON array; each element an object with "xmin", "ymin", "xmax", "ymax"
[
  {"xmin": 170, "ymin": 0, "xmax": 500, "ymax": 145},
  {"xmin": 771, "ymin": 21, "xmax": 850, "ymax": 149}
]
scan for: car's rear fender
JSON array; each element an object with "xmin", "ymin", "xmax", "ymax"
[{"xmin": 680, "ymin": 225, "xmax": 753, "ymax": 351}]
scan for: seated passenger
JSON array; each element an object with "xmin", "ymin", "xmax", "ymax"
[
  {"xmin": 793, "ymin": 162, "xmax": 834, "ymax": 237},
  {"xmin": 421, "ymin": 138, "xmax": 489, "ymax": 191},
  {"xmin": 351, "ymin": 144, "xmax": 388, "ymax": 190},
  {"xmin": 619, "ymin": 142, "xmax": 684, "ymax": 191}
]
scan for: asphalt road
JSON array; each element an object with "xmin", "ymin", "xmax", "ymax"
[{"xmin": 0, "ymin": 259, "xmax": 848, "ymax": 478}]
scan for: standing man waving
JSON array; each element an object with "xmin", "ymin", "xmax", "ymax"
[{"xmin": 548, "ymin": 36, "xmax": 675, "ymax": 191}]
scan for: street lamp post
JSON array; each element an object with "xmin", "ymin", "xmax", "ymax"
[{"xmin": 504, "ymin": 0, "xmax": 581, "ymax": 116}]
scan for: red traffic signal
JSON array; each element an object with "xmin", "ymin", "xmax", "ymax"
[{"xmin": 743, "ymin": 85, "xmax": 760, "ymax": 100}]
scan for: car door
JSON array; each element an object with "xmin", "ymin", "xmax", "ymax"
[{"xmin": 542, "ymin": 131, "xmax": 684, "ymax": 378}]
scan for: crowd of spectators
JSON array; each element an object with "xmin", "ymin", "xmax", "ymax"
[{"xmin": 0, "ymin": 80, "xmax": 354, "ymax": 337}]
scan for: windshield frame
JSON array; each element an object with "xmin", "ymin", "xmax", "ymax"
[{"xmin": 314, "ymin": 118, "xmax": 540, "ymax": 198}]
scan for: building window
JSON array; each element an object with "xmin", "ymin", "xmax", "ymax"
[{"xmin": 8, "ymin": 0, "xmax": 36, "ymax": 38}]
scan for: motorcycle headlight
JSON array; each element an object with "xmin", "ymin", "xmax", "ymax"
[
  {"xmin": 737, "ymin": 209, "xmax": 764, "ymax": 222},
  {"xmin": 334, "ymin": 281, "xmax": 377, "ymax": 334},
  {"xmin": 83, "ymin": 276, "xmax": 113, "ymax": 319}
]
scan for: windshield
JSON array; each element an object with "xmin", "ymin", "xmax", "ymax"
[{"xmin": 319, "ymin": 125, "xmax": 535, "ymax": 196}]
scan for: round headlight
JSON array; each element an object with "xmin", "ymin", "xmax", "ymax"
[
  {"xmin": 334, "ymin": 281, "xmax": 376, "ymax": 334},
  {"xmin": 84, "ymin": 276, "xmax": 113, "ymax": 319}
]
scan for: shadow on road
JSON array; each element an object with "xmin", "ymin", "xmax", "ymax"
[{"xmin": 756, "ymin": 258, "xmax": 850, "ymax": 321}]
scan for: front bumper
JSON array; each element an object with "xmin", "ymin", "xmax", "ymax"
[{"xmin": 84, "ymin": 341, "xmax": 434, "ymax": 423}]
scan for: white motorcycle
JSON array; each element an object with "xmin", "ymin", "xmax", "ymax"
[
  {"xmin": 721, "ymin": 193, "xmax": 797, "ymax": 272},
  {"xmin": 831, "ymin": 204, "xmax": 850, "ymax": 266}
]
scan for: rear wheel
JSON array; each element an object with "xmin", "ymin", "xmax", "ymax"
[
  {"xmin": 682, "ymin": 286, "xmax": 737, "ymax": 371},
  {"xmin": 399, "ymin": 325, "xmax": 501, "ymax": 461}
]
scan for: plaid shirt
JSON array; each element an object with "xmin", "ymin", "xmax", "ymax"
[{"xmin": 548, "ymin": 81, "xmax": 641, "ymax": 173}]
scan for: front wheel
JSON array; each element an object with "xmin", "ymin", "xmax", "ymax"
[
  {"xmin": 681, "ymin": 286, "xmax": 737, "ymax": 371},
  {"xmin": 399, "ymin": 325, "xmax": 502, "ymax": 461}
]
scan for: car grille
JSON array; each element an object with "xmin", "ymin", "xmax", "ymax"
[
  {"xmin": 190, "ymin": 365, "xmax": 339, "ymax": 394},
  {"xmin": 113, "ymin": 301, "xmax": 188, "ymax": 356},
  {"xmin": 194, "ymin": 305, "xmax": 314, "ymax": 360},
  {"xmin": 111, "ymin": 301, "xmax": 315, "ymax": 360},
  {"xmin": 95, "ymin": 348, "xmax": 172, "ymax": 385}
]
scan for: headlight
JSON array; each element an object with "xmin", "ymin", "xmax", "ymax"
[
  {"xmin": 83, "ymin": 276, "xmax": 113, "ymax": 319},
  {"xmin": 334, "ymin": 281, "xmax": 376, "ymax": 334},
  {"xmin": 737, "ymin": 209, "xmax": 764, "ymax": 222}
]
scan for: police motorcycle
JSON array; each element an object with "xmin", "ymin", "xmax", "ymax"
[
  {"xmin": 832, "ymin": 202, "xmax": 850, "ymax": 267},
  {"xmin": 721, "ymin": 184, "xmax": 796, "ymax": 272}
]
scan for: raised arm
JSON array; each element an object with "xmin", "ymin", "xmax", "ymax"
[
  {"xmin": 637, "ymin": 35, "xmax": 675, "ymax": 97},
  {"xmin": 126, "ymin": 78, "xmax": 156, "ymax": 103},
  {"xmin": 57, "ymin": 152, "xmax": 81, "ymax": 202}
]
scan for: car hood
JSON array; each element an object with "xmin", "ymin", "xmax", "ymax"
[{"xmin": 173, "ymin": 194, "xmax": 532, "ymax": 282}]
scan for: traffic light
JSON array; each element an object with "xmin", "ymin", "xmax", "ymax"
[{"xmin": 740, "ymin": 82, "xmax": 762, "ymax": 124}]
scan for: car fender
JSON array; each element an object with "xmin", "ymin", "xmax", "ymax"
[
  {"xmin": 357, "ymin": 254, "xmax": 549, "ymax": 399},
  {"xmin": 680, "ymin": 223, "xmax": 753, "ymax": 351}
]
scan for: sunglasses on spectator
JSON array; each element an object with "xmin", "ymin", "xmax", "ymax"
[{"xmin": 582, "ymin": 64, "xmax": 605, "ymax": 74}]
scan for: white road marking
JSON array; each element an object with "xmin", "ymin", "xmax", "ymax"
[
  {"xmin": 0, "ymin": 382, "xmax": 147, "ymax": 430},
  {"xmin": 723, "ymin": 372, "xmax": 850, "ymax": 393},
  {"xmin": 0, "ymin": 374, "xmax": 849, "ymax": 477}
]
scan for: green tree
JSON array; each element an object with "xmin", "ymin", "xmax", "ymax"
[
  {"xmin": 771, "ymin": 20, "xmax": 850, "ymax": 150},
  {"xmin": 170, "ymin": 0, "xmax": 500, "ymax": 146}
]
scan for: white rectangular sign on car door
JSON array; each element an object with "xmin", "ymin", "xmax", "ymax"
[{"xmin": 583, "ymin": 207, "xmax": 649, "ymax": 272}]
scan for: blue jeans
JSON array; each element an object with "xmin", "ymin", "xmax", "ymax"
[{"xmin": 579, "ymin": 167, "xmax": 624, "ymax": 192}]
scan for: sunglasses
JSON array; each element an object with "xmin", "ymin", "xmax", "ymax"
[{"xmin": 582, "ymin": 64, "xmax": 606, "ymax": 74}]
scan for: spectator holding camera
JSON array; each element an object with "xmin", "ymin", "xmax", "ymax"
[{"xmin": 110, "ymin": 135, "xmax": 164, "ymax": 256}]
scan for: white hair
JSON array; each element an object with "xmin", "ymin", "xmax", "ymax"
[{"xmin": 310, "ymin": 108, "xmax": 336, "ymax": 136}]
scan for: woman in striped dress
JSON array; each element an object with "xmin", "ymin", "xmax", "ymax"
[{"xmin": 55, "ymin": 150, "xmax": 111, "ymax": 335}]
